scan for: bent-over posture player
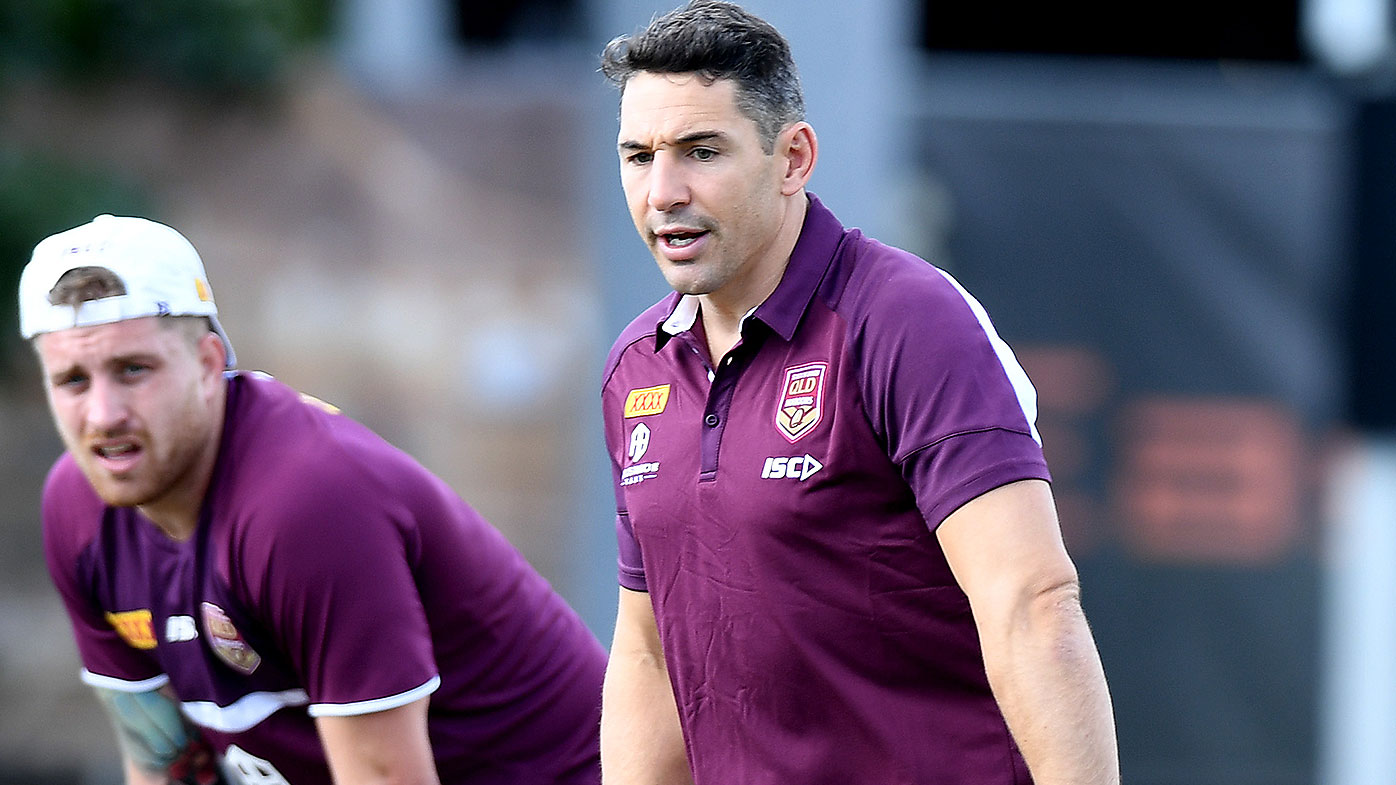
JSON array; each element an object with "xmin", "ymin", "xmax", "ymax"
[{"xmin": 22, "ymin": 215, "xmax": 606, "ymax": 785}]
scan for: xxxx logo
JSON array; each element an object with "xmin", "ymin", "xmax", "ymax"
[
  {"xmin": 105, "ymin": 609, "xmax": 157, "ymax": 650},
  {"xmin": 775, "ymin": 362, "xmax": 827, "ymax": 442},
  {"xmin": 624, "ymin": 385, "xmax": 670, "ymax": 418}
]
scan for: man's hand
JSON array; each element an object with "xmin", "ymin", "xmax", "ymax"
[{"xmin": 167, "ymin": 734, "xmax": 224, "ymax": 784}]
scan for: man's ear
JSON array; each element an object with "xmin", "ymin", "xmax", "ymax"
[
  {"xmin": 778, "ymin": 122, "xmax": 818, "ymax": 195},
  {"xmin": 197, "ymin": 330, "xmax": 226, "ymax": 379}
]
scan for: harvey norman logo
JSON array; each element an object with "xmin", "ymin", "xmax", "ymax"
[{"xmin": 622, "ymin": 423, "xmax": 660, "ymax": 486}]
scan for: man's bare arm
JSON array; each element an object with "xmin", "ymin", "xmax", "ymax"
[
  {"xmin": 937, "ymin": 479, "xmax": 1120, "ymax": 785},
  {"xmin": 315, "ymin": 695, "xmax": 440, "ymax": 785},
  {"xmin": 91, "ymin": 685, "xmax": 221, "ymax": 785},
  {"xmin": 601, "ymin": 587, "xmax": 693, "ymax": 785}
]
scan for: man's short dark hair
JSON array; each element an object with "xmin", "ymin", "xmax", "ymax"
[
  {"xmin": 42, "ymin": 265, "xmax": 213, "ymax": 348},
  {"xmin": 599, "ymin": 0, "xmax": 805, "ymax": 152},
  {"xmin": 48, "ymin": 266, "xmax": 127, "ymax": 306}
]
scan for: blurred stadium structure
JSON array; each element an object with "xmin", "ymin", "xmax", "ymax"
[{"xmin": 1, "ymin": 0, "xmax": 1392, "ymax": 783}]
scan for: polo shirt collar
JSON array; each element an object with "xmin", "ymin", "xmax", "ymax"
[
  {"xmin": 652, "ymin": 192, "xmax": 844, "ymax": 349},
  {"xmin": 752, "ymin": 193, "xmax": 843, "ymax": 342},
  {"xmin": 660, "ymin": 293, "xmax": 700, "ymax": 336}
]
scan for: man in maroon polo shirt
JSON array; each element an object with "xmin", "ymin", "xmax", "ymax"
[
  {"xmin": 596, "ymin": 2, "xmax": 1120, "ymax": 784},
  {"xmin": 21, "ymin": 215, "xmax": 606, "ymax": 784}
]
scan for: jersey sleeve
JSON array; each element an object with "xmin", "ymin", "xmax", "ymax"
[
  {"xmin": 603, "ymin": 353, "xmax": 650, "ymax": 592},
  {"xmin": 232, "ymin": 467, "xmax": 439, "ymax": 716},
  {"xmin": 856, "ymin": 264, "xmax": 1051, "ymax": 528},
  {"xmin": 615, "ymin": 513, "xmax": 647, "ymax": 593},
  {"xmin": 611, "ymin": 440, "xmax": 649, "ymax": 591},
  {"xmin": 40, "ymin": 457, "xmax": 167, "ymax": 689}
]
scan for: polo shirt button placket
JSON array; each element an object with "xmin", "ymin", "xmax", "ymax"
[{"xmin": 704, "ymin": 413, "xmax": 720, "ymax": 427}]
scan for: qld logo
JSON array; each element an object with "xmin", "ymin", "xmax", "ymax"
[
  {"xmin": 775, "ymin": 362, "xmax": 827, "ymax": 442},
  {"xmin": 202, "ymin": 602, "xmax": 261, "ymax": 675}
]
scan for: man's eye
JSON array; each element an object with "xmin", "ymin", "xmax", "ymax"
[
  {"xmin": 627, "ymin": 151, "xmax": 653, "ymax": 165},
  {"xmin": 691, "ymin": 148, "xmax": 716, "ymax": 161}
]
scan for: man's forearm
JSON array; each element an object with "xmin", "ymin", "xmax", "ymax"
[
  {"xmin": 983, "ymin": 584, "xmax": 1120, "ymax": 785},
  {"xmin": 600, "ymin": 649, "xmax": 693, "ymax": 785},
  {"xmin": 937, "ymin": 481, "xmax": 1118, "ymax": 784},
  {"xmin": 92, "ymin": 686, "xmax": 222, "ymax": 785},
  {"xmin": 988, "ymin": 583, "xmax": 1116, "ymax": 776}
]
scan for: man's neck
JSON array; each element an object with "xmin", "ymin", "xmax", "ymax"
[
  {"xmin": 699, "ymin": 193, "xmax": 808, "ymax": 363},
  {"xmin": 699, "ymin": 305, "xmax": 748, "ymax": 367},
  {"xmin": 138, "ymin": 381, "xmax": 228, "ymax": 542}
]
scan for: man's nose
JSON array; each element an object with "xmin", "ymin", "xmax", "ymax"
[
  {"xmin": 647, "ymin": 152, "xmax": 690, "ymax": 213},
  {"xmin": 85, "ymin": 376, "xmax": 130, "ymax": 433}
]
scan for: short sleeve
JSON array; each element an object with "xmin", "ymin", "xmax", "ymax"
[
  {"xmin": 235, "ymin": 482, "xmax": 438, "ymax": 713},
  {"xmin": 616, "ymin": 512, "xmax": 647, "ymax": 592},
  {"xmin": 40, "ymin": 458, "xmax": 166, "ymax": 687},
  {"xmin": 603, "ymin": 354, "xmax": 650, "ymax": 592},
  {"xmin": 855, "ymin": 264, "xmax": 1050, "ymax": 529}
]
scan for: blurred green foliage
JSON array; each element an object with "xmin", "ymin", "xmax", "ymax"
[
  {"xmin": 0, "ymin": 0, "xmax": 333, "ymax": 376},
  {"xmin": 0, "ymin": 151, "xmax": 149, "ymax": 373},
  {"xmin": 0, "ymin": 0, "xmax": 333, "ymax": 89}
]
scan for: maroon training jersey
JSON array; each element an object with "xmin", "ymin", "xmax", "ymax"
[
  {"xmin": 601, "ymin": 194, "xmax": 1050, "ymax": 784},
  {"xmin": 44, "ymin": 372, "xmax": 605, "ymax": 784}
]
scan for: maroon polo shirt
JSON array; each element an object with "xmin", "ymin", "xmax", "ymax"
[
  {"xmin": 45, "ymin": 372, "xmax": 606, "ymax": 784},
  {"xmin": 601, "ymin": 194, "xmax": 1050, "ymax": 784}
]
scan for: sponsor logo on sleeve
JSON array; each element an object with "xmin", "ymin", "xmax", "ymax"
[
  {"xmin": 622, "ymin": 422, "xmax": 661, "ymax": 486},
  {"xmin": 628, "ymin": 422, "xmax": 651, "ymax": 462},
  {"xmin": 624, "ymin": 385, "xmax": 671, "ymax": 418},
  {"xmin": 201, "ymin": 603, "xmax": 262, "ymax": 675},
  {"xmin": 105, "ymin": 609, "xmax": 157, "ymax": 650},
  {"xmin": 775, "ymin": 362, "xmax": 827, "ymax": 442},
  {"xmin": 164, "ymin": 615, "xmax": 199, "ymax": 643}
]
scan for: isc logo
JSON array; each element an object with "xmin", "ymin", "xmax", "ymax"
[{"xmin": 760, "ymin": 454, "xmax": 823, "ymax": 482}]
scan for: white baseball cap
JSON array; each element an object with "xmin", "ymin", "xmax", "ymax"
[{"xmin": 19, "ymin": 214, "xmax": 236, "ymax": 368}]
